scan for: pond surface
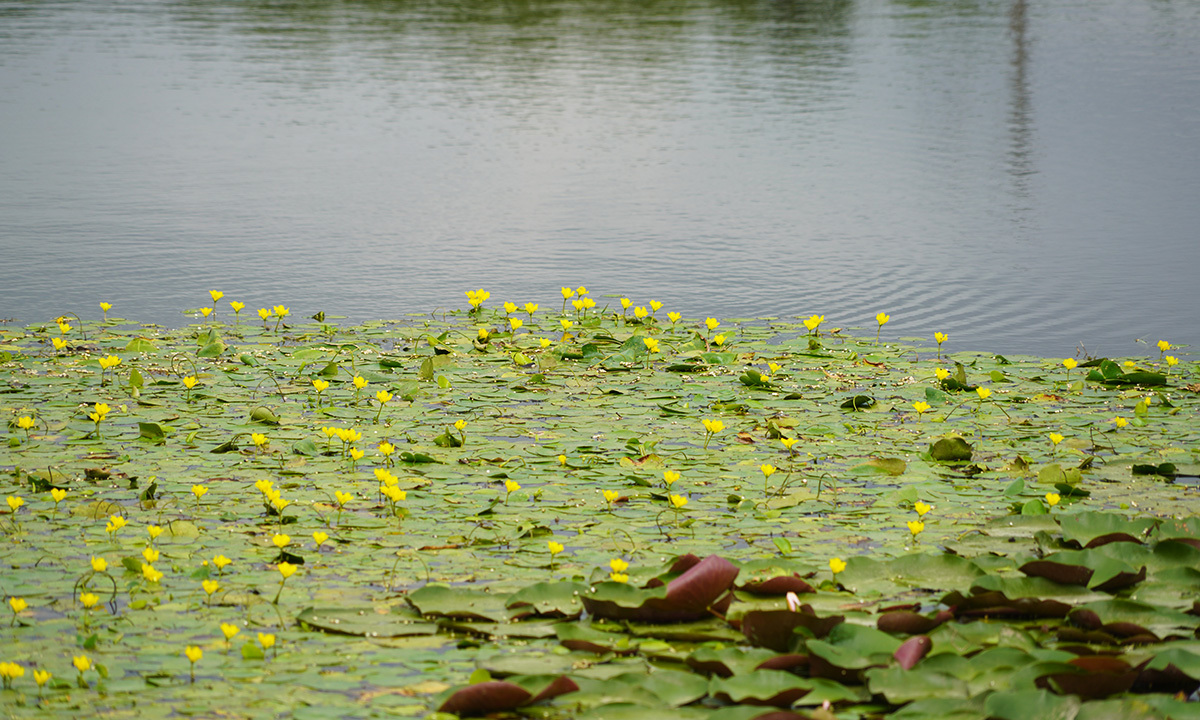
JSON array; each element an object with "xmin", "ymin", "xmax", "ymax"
[{"xmin": 1, "ymin": 0, "xmax": 1198, "ymax": 357}]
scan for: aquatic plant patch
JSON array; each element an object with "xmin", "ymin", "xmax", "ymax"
[{"xmin": 1, "ymin": 293, "xmax": 1197, "ymax": 719}]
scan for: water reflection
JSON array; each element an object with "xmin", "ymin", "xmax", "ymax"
[{"xmin": 0, "ymin": 0, "xmax": 1196, "ymax": 356}]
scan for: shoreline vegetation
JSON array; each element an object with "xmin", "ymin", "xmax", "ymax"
[{"xmin": 1, "ymin": 289, "xmax": 1198, "ymax": 719}]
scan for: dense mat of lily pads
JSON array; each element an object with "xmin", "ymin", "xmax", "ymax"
[{"xmin": 2, "ymin": 291, "xmax": 1199, "ymax": 719}]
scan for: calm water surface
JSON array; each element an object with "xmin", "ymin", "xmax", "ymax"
[{"xmin": 2, "ymin": 0, "xmax": 1198, "ymax": 357}]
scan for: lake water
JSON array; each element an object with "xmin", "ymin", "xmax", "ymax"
[{"xmin": 2, "ymin": 0, "xmax": 1198, "ymax": 358}]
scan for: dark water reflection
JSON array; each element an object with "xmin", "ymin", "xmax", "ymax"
[{"xmin": 1, "ymin": 0, "xmax": 1197, "ymax": 357}]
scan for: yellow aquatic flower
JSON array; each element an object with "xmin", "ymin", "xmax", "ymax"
[
  {"xmin": 1062, "ymin": 358, "xmax": 1078, "ymax": 370},
  {"xmin": 976, "ymin": 387, "xmax": 992, "ymax": 400},
  {"xmin": 272, "ymin": 534, "xmax": 290, "ymax": 549},
  {"xmin": 914, "ymin": 502, "xmax": 931, "ymax": 516},
  {"xmin": 547, "ymin": 541, "xmax": 564, "ymax": 555},
  {"xmin": 209, "ymin": 290, "xmax": 223, "ymax": 303},
  {"xmin": 230, "ymin": 300, "xmax": 245, "ymax": 314},
  {"xmin": 201, "ymin": 580, "xmax": 219, "ymax": 597},
  {"xmin": 80, "ymin": 592, "xmax": 99, "ymax": 608},
  {"xmin": 829, "ymin": 558, "xmax": 847, "ymax": 574},
  {"xmin": 610, "ymin": 558, "xmax": 629, "ymax": 572},
  {"xmin": 142, "ymin": 547, "xmax": 160, "ymax": 563},
  {"xmin": 668, "ymin": 494, "xmax": 688, "ymax": 509},
  {"xmin": 91, "ymin": 557, "xmax": 108, "ymax": 573},
  {"xmin": 663, "ymin": 470, "xmax": 680, "ymax": 486},
  {"xmin": 312, "ymin": 379, "xmax": 330, "ymax": 393},
  {"xmin": 1045, "ymin": 493, "xmax": 1061, "ymax": 507},
  {"xmin": 313, "ymin": 531, "xmax": 329, "ymax": 547},
  {"xmin": 277, "ymin": 562, "xmax": 297, "ymax": 579},
  {"xmin": 705, "ymin": 318, "xmax": 720, "ymax": 331},
  {"xmin": 907, "ymin": 520, "xmax": 924, "ymax": 536},
  {"xmin": 1048, "ymin": 433, "xmax": 1064, "ymax": 445},
  {"xmin": 220, "ymin": 622, "xmax": 240, "ymax": 640},
  {"xmin": 185, "ymin": 646, "xmax": 203, "ymax": 663},
  {"xmin": 913, "ymin": 401, "xmax": 931, "ymax": 415}
]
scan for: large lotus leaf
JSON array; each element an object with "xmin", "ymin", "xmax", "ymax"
[
  {"xmin": 839, "ymin": 553, "xmax": 984, "ymax": 596},
  {"xmin": 686, "ymin": 646, "xmax": 784, "ymax": 678},
  {"xmin": 805, "ymin": 622, "xmax": 903, "ymax": 674},
  {"xmin": 296, "ymin": 606, "xmax": 438, "ymax": 637},
  {"xmin": 1020, "ymin": 548, "xmax": 1147, "ymax": 592},
  {"xmin": 628, "ymin": 669, "xmax": 709, "ymax": 707},
  {"xmin": 437, "ymin": 674, "xmax": 577, "ymax": 715},
  {"xmin": 943, "ymin": 589, "xmax": 1074, "ymax": 620},
  {"xmin": 864, "ymin": 665, "xmax": 970, "ymax": 704},
  {"xmin": 1069, "ymin": 599, "xmax": 1200, "ymax": 639},
  {"xmin": 740, "ymin": 607, "xmax": 844, "ymax": 652},
  {"xmin": 1038, "ymin": 656, "xmax": 1138, "ymax": 700},
  {"xmin": 1058, "ymin": 512, "xmax": 1158, "ymax": 548},
  {"xmin": 476, "ymin": 652, "xmax": 577, "ymax": 677},
  {"xmin": 984, "ymin": 689, "xmax": 1081, "ymax": 720},
  {"xmin": 556, "ymin": 623, "xmax": 640, "ymax": 655},
  {"xmin": 407, "ymin": 584, "xmax": 513, "ymax": 622},
  {"xmin": 506, "ymin": 581, "xmax": 587, "ymax": 619},
  {"xmin": 969, "ymin": 575, "xmax": 1109, "ymax": 603},
  {"xmin": 436, "ymin": 618, "xmax": 561, "ymax": 640},
  {"xmin": 582, "ymin": 555, "xmax": 739, "ymax": 622},
  {"xmin": 877, "ymin": 609, "xmax": 953, "ymax": 635},
  {"xmin": 624, "ymin": 617, "xmax": 744, "ymax": 643},
  {"xmin": 709, "ymin": 669, "xmax": 813, "ymax": 707}
]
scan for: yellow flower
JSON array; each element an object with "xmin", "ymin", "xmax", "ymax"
[
  {"xmin": 602, "ymin": 489, "xmax": 620, "ymax": 504},
  {"xmin": 200, "ymin": 307, "xmax": 213, "ymax": 317},
  {"xmin": 183, "ymin": 376, "xmax": 198, "ymax": 389},
  {"xmin": 914, "ymin": 502, "xmax": 931, "ymax": 516},
  {"xmin": 191, "ymin": 485, "xmax": 208, "ymax": 500},
  {"xmin": 561, "ymin": 287, "xmax": 575, "ymax": 299},
  {"xmin": 913, "ymin": 401, "xmax": 931, "ymax": 415},
  {"xmin": 16, "ymin": 416, "xmax": 34, "ymax": 431},
  {"xmin": 51, "ymin": 488, "xmax": 67, "ymax": 504},
  {"xmin": 6, "ymin": 496, "xmax": 23, "ymax": 513},
  {"xmin": 91, "ymin": 557, "xmax": 108, "ymax": 573},
  {"xmin": 768, "ymin": 362, "xmax": 782, "ymax": 373},
  {"xmin": 1045, "ymin": 493, "xmax": 1061, "ymax": 507},
  {"xmin": 52, "ymin": 336, "xmax": 68, "ymax": 351},
  {"xmin": 634, "ymin": 306, "xmax": 648, "ymax": 319},
  {"xmin": 0, "ymin": 662, "xmax": 25, "ymax": 682},
  {"xmin": 557, "ymin": 454, "xmax": 567, "ymax": 466},
  {"xmin": 272, "ymin": 305, "xmax": 290, "ymax": 318},
  {"xmin": 258, "ymin": 632, "xmax": 276, "ymax": 649},
  {"xmin": 1112, "ymin": 417, "xmax": 1128, "ymax": 428},
  {"xmin": 380, "ymin": 486, "xmax": 406, "ymax": 503},
  {"xmin": 548, "ymin": 541, "xmax": 564, "ymax": 555},
  {"xmin": 477, "ymin": 327, "xmax": 490, "ymax": 341},
  {"xmin": 524, "ymin": 302, "xmax": 538, "ymax": 315},
  {"xmin": 313, "ymin": 531, "xmax": 329, "ymax": 547},
  {"xmin": 185, "ymin": 646, "xmax": 203, "ymax": 663},
  {"xmin": 539, "ymin": 338, "xmax": 551, "ymax": 348},
  {"xmin": 272, "ymin": 533, "xmax": 290, "ymax": 549},
  {"xmin": 609, "ymin": 572, "xmax": 629, "ymax": 583},
  {"xmin": 312, "ymin": 378, "xmax": 330, "ymax": 393},
  {"xmin": 142, "ymin": 547, "xmax": 160, "ymax": 563},
  {"xmin": 668, "ymin": 494, "xmax": 688, "ymax": 509},
  {"xmin": 141, "ymin": 563, "xmax": 163, "ymax": 583},
  {"xmin": 650, "ymin": 300, "xmax": 663, "ymax": 312},
  {"xmin": 705, "ymin": 318, "xmax": 720, "ymax": 331},
  {"xmin": 934, "ymin": 332, "xmax": 948, "ymax": 345},
  {"xmin": 642, "ymin": 337, "xmax": 659, "ymax": 353},
  {"xmin": 353, "ymin": 375, "xmax": 368, "ymax": 390},
  {"xmin": 58, "ymin": 321, "xmax": 72, "ymax": 334},
  {"xmin": 1062, "ymin": 358, "xmax": 1078, "ymax": 370},
  {"xmin": 230, "ymin": 301, "xmax": 245, "ymax": 314},
  {"xmin": 572, "ymin": 299, "xmax": 585, "ymax": 311},
  {"xmin": 377, "ymin": 441, "xmax": 395, "ymax": 457},
  {"xmin": 668, "ymin": 312, "xmax": 681, "ymax": 324},
  {"xmin": 335, "ymin": 490, "xmax": 353, "ymax": 506},
  {"xmin": 348, "ymin": 448, "xmax": 364, "ymax": 461},
  {"xmin": 106, "ymin": 514, "xmax": 126, "ymax": 533},
  {"xmin": 80, "ymin": 592, "xmax": 99, "ymax": 608},
  {"xmin": 465, "ymin": 289, "xmax": 490, "ymax": 309},
  {"xmin": 620, "ymin": 298, "xmax": 632, "ymax": 310},
  {"xmin": 760, "ymin": 464, "xmax": 776, "ymax": 478},
  {"xmin": 576, "ymin": 286, "xmax": 588, "ymax": 296},
  {"xmin": 876, "ymin": 312, "xmax": 890, "ymax": 326},
  {"xmin": 1166, "ymin": 356, "xmax": 1178, "ymax": 367},
  {"xmin": 202, "ymin": 580, "xmax": 219, "ymax": 597},
  {"xmin": 907, "ymin": 520, "xmax": 925, "ymax": 536},
  {"xmin": 251, "ymin": 432, "xmax": 268, "ymax": 448},
  {"xmin": 663, "ymin": 470, "xmax": 680, "ymax": 486},
  {"xmin": 8, "ymin": 597, "xmax": 28, "ymax": 614},
  {"xmin": 713, "ymin": 334, "xmax": 726, "ymax": 346},
  {"xmin": 560, "ymin": 319, "xmax": 573, "ymax": 331},
  {"xmin": 100, "ymin": 301, "xmax": 113, "ymax": 313},
  {"xmin": 1158, "ymin": 340, "xmax": 1171, "ymax": 353},
  {"xmin": 375, "ymin": 389, "xmax": 393, "ymax": 404},
  {"xmin": 73, "ymin": 655, "xmax": 92, "ymax": 673},
  {"xmin": 935, "ymin": 368, "xmax": 951, "ymax": 380},
  {"xmin": 212, "ymin": 555, "xmax": 231, "ymax": 570},
  {"xmin": 34, "ymin": 669, "xmax": 51, "ymax": 686},
  {"xmin": 277, "ymin": 562, "xmax": 297, "ymax": 579},
  {"xmin": 701, "ymin": 419, "xmax": 725, "ymax": 434},
  {"xmin": 509, "ymin": 318, "xmax": 523, "ymax": 331},
  {"xmin": 781, "ymin": 437, "xmax": 797, "ymax": 451},
  {"xmin": 98, "ymin": 355, "xmax": 121, "ymax": 370},
  {"xmin": 505, "ymin": 480, "xmax": 521, "ymax": 494},
  {"xmin": 503, "ymin": 301, "xmax": 518, "ymax": 314},
  {"xmin": 829, "ymin": 558, "xmax": 847, "ymax": 575},
  {"xmin": 453, "ymin": 419, "xmax": 467, "ymax": 431},
  {"xmin": 803, "ymin": 314, "xmax": 824, "ymax": 332},
  {"xmin": 220, "ymin": 622, "xmax": 240, "ymax": 641},
  {"xmin": 209, "ymin": 290, "xmax": 224, "ymax": 303},
  {"xmin": 1048, "ymin": 433, "xmax": 1064, "ymax": 445},
  {"xmin": 258, "ymin": 308, "xmax": 272, "ymax": 320},
  {"xmin": 610, "ymin": 558, "xmax": 630, "ymax": 572},
  {"xmin": 976, "ymin": 387, "xmax": 992, "ymax": 400},
  {"xmin": 374, "ymin": 468, "xmax": 398, "ymax": 486}
]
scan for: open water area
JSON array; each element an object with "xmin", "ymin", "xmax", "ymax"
[{"xmin": 1, "ymin": 0, "xmax": 1198, "ymax": 357}]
